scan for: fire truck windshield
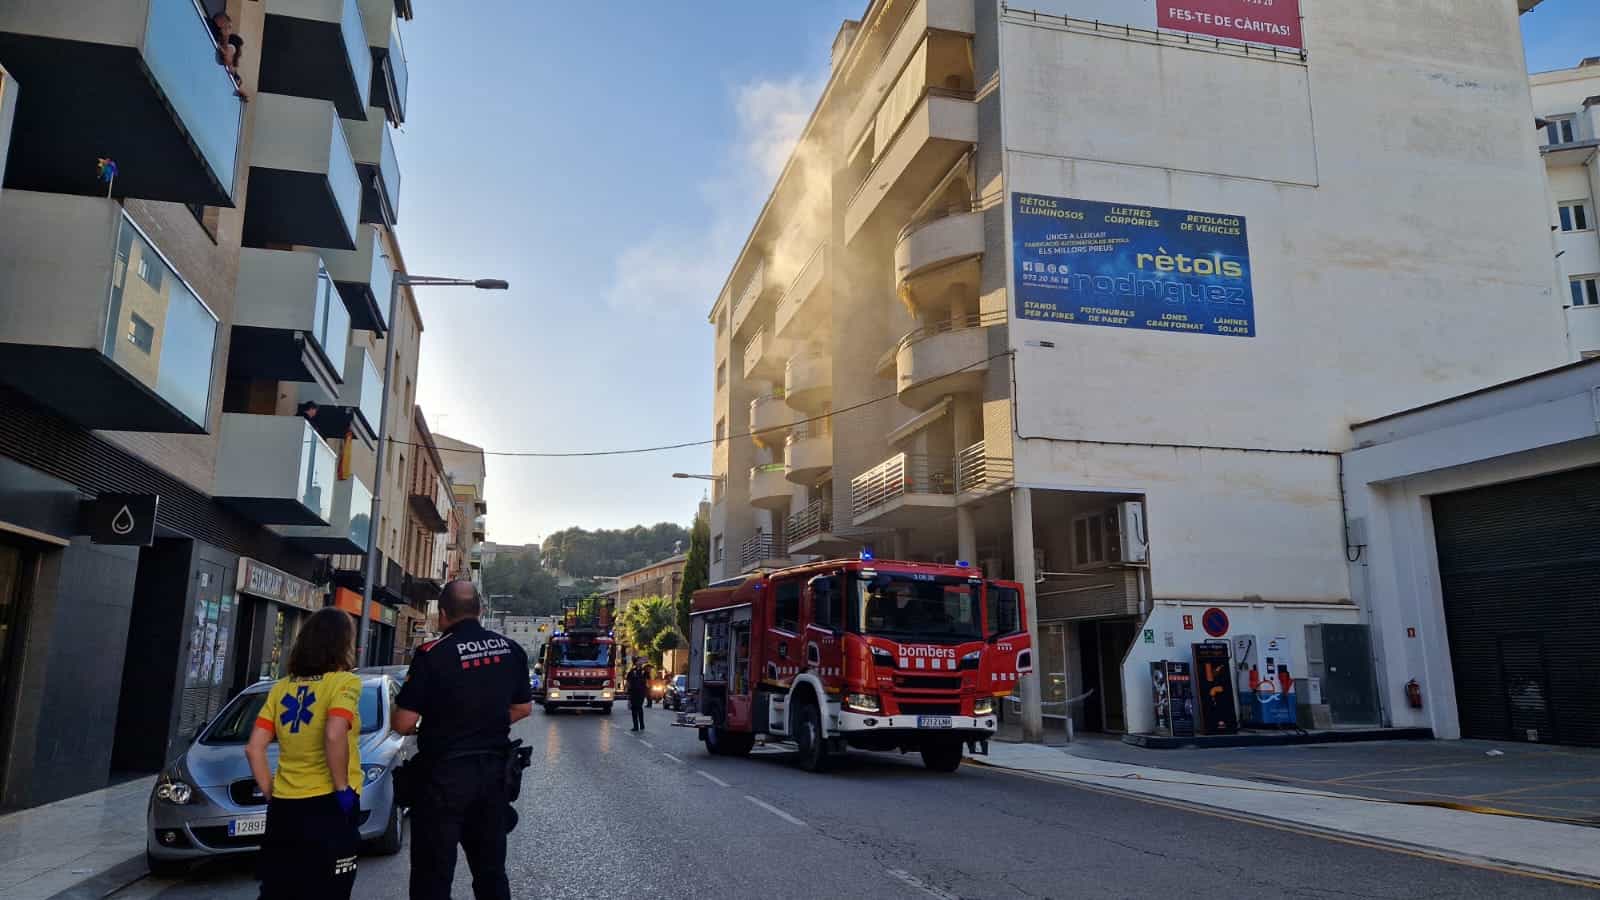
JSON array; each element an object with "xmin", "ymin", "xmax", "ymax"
[
  {"xmin": 851, "ymin": 573, "xmax": 981, "ymax": 643},
  {"xmin": 553, "ymin": 640, "xmax": 611, "ymax": 667}
]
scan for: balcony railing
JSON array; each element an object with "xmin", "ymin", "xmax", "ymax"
[
  {"xmin": 214, "ymin": 414, "xmax": 339, "ymax": 525},
  {"xmin": 260, "ymin": 0, "xmax": 373, "ymax": 118},
  {"xmin": 344, "ymin": 111, "xmax": 402, "ymax": 225},
  {"xmin": 956, "ymin": 441, "xmax": 1013, "ymax": 495},
  {"xmin": 243, "ymin": 92, "xmax": 362, "ymax": 250},
  {"xmin": 740, "ymin": 531, "xmax": 786, "ymax": 571},
  {"xmin": 360, "ymin": 0, "xmax": 409, "ymax": 123},
  {"xmin": 851, "ymin": 453, "xmax": 956, "ymax": 520},
  {"xmin": 231, "ymin": 249, "xmax": 350, "ymax": 393},
  {"xmin": 787, "ymin": 499, "xmax": 833, "ymax": 546}
]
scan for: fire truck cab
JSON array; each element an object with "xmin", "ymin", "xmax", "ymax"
[
  {"xmin": 683, "ymin": 557, "xmax": 1030, "ymax": 772},
  {"xmin": 540, "ymin": 598, "xmax": 619, "ymax": 714}
]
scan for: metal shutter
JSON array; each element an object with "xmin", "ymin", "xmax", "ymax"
[{"xmin": 1431, "ymin": 466, "xmax": 1600, "ymax": 746}]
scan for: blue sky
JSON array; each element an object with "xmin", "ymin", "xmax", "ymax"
[{"xmin": 397, "ymin": 0, "xmax": 1599, "ymax": 546}]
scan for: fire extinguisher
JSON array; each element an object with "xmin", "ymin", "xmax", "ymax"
[{"xmin": 1405, "ymin": 679, "xmax": 1423, "ymax": 709}]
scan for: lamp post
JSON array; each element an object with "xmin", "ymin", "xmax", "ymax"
[
  {"xmin": 355, "ymin": 273, "xmax": 509, "ymax": 666},
  {"xmin": 671, "ymin": 473, "xmax": 724, "ymax": 482}
]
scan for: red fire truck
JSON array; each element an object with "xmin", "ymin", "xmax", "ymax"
[
  {"xmin": 538, "ymin": 598, "xmax": 619, "ymax": 714},
  {"xmin": 679, "ymin": 556, "xmax": 1031, "ymax": 772}
]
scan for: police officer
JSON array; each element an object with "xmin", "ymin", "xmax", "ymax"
[{"xmin": 392, "ymin": 581, "xmax": 531, "ymax": 900}]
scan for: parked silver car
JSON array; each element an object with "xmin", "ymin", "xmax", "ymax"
[{"xmin": 146, "ymin": 674, "xmax": 409, "ymax": 875}]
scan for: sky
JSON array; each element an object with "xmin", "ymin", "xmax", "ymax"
[{"xmin": 396, "ymin": 0, "xmax": 1599, "ymax": 547}]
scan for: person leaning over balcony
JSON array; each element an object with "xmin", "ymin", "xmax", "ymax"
[
  {"xmin": 245, "ymin": 608, "xmax": 366, "ymax": 900},
  {"xmin": 211, "ymin": 12, "xmax": 250, "ymax": 101}
]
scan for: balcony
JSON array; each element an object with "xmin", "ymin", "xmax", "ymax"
[
  {"xmin": 279, "ymin": 474, "xmax": 374, "ymax": 553},
  {"xmin": 851, "ymin": 453, "xmax": 956, "ymax": 528},
  {"xmin": 0, "ymin": 193, "xmax": 218, "ymax": 433},
  {"xmin": 729, "ymin": 261, "xmax": 769, "ymax": 339},
  {"xmin": 472, "ymin": 515, "xmax": 486, "ymax": 542},
  {"xmin": 784, "ymin": 351, "xmax": 833, "ymax": 413},
  {"xmin": 344, "ymin": 109, "xmax": 401, "ymax": 225},
  {"xmin": 740, "ymin": 532, "xmax": 789, "ymax": 574},
  {"xmin": 322, "ymin": 225, "xmax": 394, "ymax": 333},
  {"xmin": 243, "ymin": 93, "xmax": 362, "ymax": 250},
  {"xmin": 0, "ymin": 0, "xmax": 242, "ymax": 205},
  {"xmin": 300, "ymin": 346, "xmax": 382, "ymax": 446},
  {"xmin": 742, "ymin": 327, "xmax": 794, "ymax": 382},
  {"xmin": 786, "ymin": 499, "xmax": 838, "ymax": 555},
  {"xmin": 774, "ymin": 244, "xmax": 830, "ymax": 340},
  {"xmin": 214, "ymin": 414, "xmax": 339, "ymax": 525},
  {"xmin": 785, "ymin": 424, "xmax": 833, "ymax": 485},
  {"xmin": 409, "ymin": 472, "xmax": 451, "ymax": 533},
  {"xmin": 229, "ymin": 249, "xmax": 349, "ymax": 395},
  {"xmin": 260, "ymin": 0, "xmax": 372, "ymax": 119},
  {"xmin": 1567, "ymin": 305, "xmax": 1600, "ymax": 359},
  {"xmin": 359, "ymin": 0, "xmax": 408, "ymax": 124},
  {"xmin": 894, "ymin": 315, "xmax": 997, "ymax": 411},
  {"xmin": 749, "ymin": 463, "xmax": 791, "ymax": 511},
  {"xmin": 896, "ymin": 208, "xmax": 983, "ymax": 301},
  {"xmin": 749, "ymin": 392, "xmax": 792, "ymax": 448},
  {"xmin": 955, "ymin": 441, "xmax": 1013, "ymax": 498}
]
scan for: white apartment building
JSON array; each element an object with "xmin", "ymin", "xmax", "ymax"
[
  {"xmin": 1533, "ymin": 58, "xmax": 1600, "ymax": 356},
  {"xmin": 433, "ymin": 433, "xmax": 488, "ymax": 587},
  {"xmin": 707, "ymin": 0, "xmax": 1569, "ymax": 740}
]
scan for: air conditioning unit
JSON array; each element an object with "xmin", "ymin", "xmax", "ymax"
[{"xmin": 1114, "ymin": 500, "xmax": 1149, "ymax": 563}]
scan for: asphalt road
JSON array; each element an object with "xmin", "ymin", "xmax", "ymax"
[{"xmin": 112, "ymin": 705, "xmax": 1594, "ymax": 899}]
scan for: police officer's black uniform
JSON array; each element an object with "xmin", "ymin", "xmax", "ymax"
[{"xmin": 396, "ymin": 617, "xmax": 531, "ymax": 900}]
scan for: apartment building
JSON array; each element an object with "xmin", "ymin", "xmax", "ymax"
[
  {"xmin": 0, "ymin": 0, "xmax": 419, "ymax": 807},
  {"xmin": 609, "ymin": 552, "xmax": 689, "ymax": 611},
  {"xmin": 707, "ymin": 0, "xmax": 1568, "ymax": 741},
  {"xmin": 1534, "ymin": 58, "xmax": 1600, "ymax": 356},
  {"xmin": 396, "ymin": 406, "xmax": 452, "ymax": 659},
  {"xmin": 434, "ymin": 433, "xmax": 488, "ymax": 588}
]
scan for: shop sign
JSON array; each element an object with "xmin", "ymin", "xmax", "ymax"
[
  {"xmin": 86, "ymin": 493, "xmax": 158, "ymax": 546},
  {"xmin": 334, "ymin": 586, "xmax": 394, "ymax": 624},
  {"xmin": 237, "ymin": 558, "xmax": 318, "ymax": 612}
]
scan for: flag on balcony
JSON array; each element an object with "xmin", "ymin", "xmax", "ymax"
[
  {"xmin": 338, "ymin": 426, "xmax": 354, "ymax": 480},
  {"xmin": 97, "ymin": 158, "xmax": 117, "ymax": 182}
]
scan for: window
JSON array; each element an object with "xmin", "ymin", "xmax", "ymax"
[
  {"xmin": 773, "ymin": 579, "xmax": 800, "ymax": 633},
  {"xmin": 126, "ymin": 314, "xmax": 155, "ymax": 354},
  {"xmin": 717, "ymin": 311, "xmax": 727, "ymax": 336},
  {"xmin": 1559, "ymin": 201, "xmax": 1591, "ymax": 233},
  {"xmin": 712, "ymin": 478, "xmax": 725, "ymax": 505},
  {"xmin": 712, "ymin": 534, "xmax": 724, "ymax": 563},
  {"xmin": 1547, "ymin": 116, "xmax": 1576, "ymax": 146},
  {"xmin": 135, "ymin": 251, "xmax": 163, "ymax": 290},
  {"xmin": 811, "ymin": 574, "xmax": 840, "ymax": 629},
  {"xmin": 1571, "ymin": 276, "xmax": 1600, "ymax": 307},
  {"xmin": 716, "ymin": 362, "xmax": 727, "ymax": 390},
  {"xmin": 1072, "ymin": 512, "xmax": 1108, "ymax": 569},
  {"xmin": 987, "ymin": 583, "xmax": 1021, "ymax": 638},
  {"xmin": 715, "ymin": 418, "xmax": 726, "ymax": 446}
]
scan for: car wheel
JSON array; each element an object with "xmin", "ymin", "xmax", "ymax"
[
  {"xmin": 146, "ymin": 852, "xmax": 188, "ymax": 878},
  {"xmin": 368, "ymin": 800, "xmax": 405, "ymax": 855}
]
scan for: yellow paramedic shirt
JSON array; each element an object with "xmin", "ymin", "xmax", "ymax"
[{"xmin": 254, "ymin": 671, "xmax": 364, "ymax": 799}]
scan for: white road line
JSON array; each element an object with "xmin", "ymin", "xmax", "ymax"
[
  {"xmin": 744, "ymin": 794, "xmax": 806, "ymax": 826},
  {"xmin": 885, "ymin": 868, "xmax": 959, "ymax": 900},
  {"xmin": 661, "ymin": 752, "xmax": 683, "ymax": 763},
  {"xmin": 696, "ymin": 769, "xmax": 730, "ymax": 788},
  {"xmin": 639, "ymin": 739, "xmax": 655, "ymax": 749}
]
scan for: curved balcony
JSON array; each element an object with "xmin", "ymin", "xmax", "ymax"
[
  {"xmin": 749, "ymin": 463, "xmax": 791, "ymax": 511},
  {"xmin": 894, "ymin": 315, "xmax": 999, "ymax": 411},
  {"xmin": 895, "ymin": 209, "xmax": 983, "ymax": 297},
  {"xmin": 749, "ymin": 393, "xmax": 792, "ymax": 448},
  {"xmin": 784, "ymin": 351, "xmax": 833, "ymax": 413},
  {"xmin": 784, "ymin": 425, "xmax": 833, "ymax": 485}
]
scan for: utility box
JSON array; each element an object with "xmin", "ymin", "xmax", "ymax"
[{"xmin": 1113, "ymin": 501, "xmax": 1148, "ymax": 563}]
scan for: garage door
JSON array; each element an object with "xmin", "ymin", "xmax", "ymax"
[{"xmin": 1432, "ymin": 467, "xmax": 1600, "ymax": 746}]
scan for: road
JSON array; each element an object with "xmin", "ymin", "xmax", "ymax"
[{"xmin": 113, "ymin": 704, "xmax": 1593, "ymax": 899}]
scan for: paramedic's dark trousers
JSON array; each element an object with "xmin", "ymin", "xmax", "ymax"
[{"xmin": 410, "ymin": 755, "xmax": 510, "ymax": 900}]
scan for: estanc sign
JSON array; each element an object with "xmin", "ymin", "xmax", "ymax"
[{"xmin": 1022, "ymin": 0, "xmax": 1303, "ymax": 51}]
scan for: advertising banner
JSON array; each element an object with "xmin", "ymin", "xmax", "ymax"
[
  {"xmin": 1012, "ymin": 193, "xmax": 1255, "ymax": 338},
  {"xmin": 1021, "ymin": 0, "xmax": 1302, "ymax": 51}
]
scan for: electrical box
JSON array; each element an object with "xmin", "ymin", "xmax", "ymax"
[{"xmin": 1117, "ymin": 501, "xmax": 1148, "ymax": 563}]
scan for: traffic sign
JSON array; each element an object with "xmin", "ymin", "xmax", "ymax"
[{"xmin": 1201, "ymin": 607, "xmax": 1230, "ymax": 638}]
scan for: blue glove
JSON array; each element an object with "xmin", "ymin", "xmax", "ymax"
[{"xmin": 335, "ymin": 787, "xmax": 359, "ymax": 816}]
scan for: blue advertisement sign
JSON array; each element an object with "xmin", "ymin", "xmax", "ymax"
[{"xmin": 1011, "ymin": 193, "xmax": 1255, "ymax": 337}]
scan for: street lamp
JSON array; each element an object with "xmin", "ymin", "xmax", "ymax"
[
  {"xmin": 355, "ymin": 272, "xmax": 509, "ymax": 666},
  {"xmin": 672, "ymin": 473, "xmax": 725, "ymax": 481}
]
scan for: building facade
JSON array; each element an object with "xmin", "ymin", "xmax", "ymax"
[
  {"xmin": 1533, "ymin": 58, "xmax": 1600, "ymax": 358},
  {"xmin": 0, "ymin": 0, "xmax": 422, "ymax": 807},
  {"xmin": 433, "ymin": 433, "xmax": 487, "ymax": 589},
  {"xmin": 610, "ymin": 553, "xmax": 688, "ymax": 611},
  {"xmin": 706, "ymin": 0, "xmax": 1568, "ymax": 739},
  {"xmin": 397, "ymin": 406, "xmax": 452, "ymax": 659}
]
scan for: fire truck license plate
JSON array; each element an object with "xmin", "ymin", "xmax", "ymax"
[{"xmin": 917, "ymin": 716, "xmax": 954, "ymax": 729}]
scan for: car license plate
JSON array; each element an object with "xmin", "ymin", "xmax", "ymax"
[
  {"xmin": 917, "ymin": 716, "xmax": 954, "ymax": 729},
  {"xmin": 228, "ymin": 815, "xmax": 267, "ymax": 837}
]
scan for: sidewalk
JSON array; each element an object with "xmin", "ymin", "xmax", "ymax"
[
  {"xmin": 972, "ymin": 741, "xmax": 1600, "ymax": 886},
  {"xmin": 0, "ymin": 776, "xmax": 154, "ymax": 900}
]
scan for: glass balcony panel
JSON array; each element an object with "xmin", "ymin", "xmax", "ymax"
[
  {"xmin": 348, "ymin": 477, "xmax": 374, "ymax": 550},
  {"xmin": 297, "ymin": 424, "xmax": 338, "ymax": 523},
  {"xmin": 142, "ymin": 0, "xmax": 243, "ymax": 197},
  {"xmin": 314, "ymin": 264, "xmax": 350, "ymax": 376}
]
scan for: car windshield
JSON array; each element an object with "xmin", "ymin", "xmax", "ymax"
[
  {"xmin": 202, "ymin": 683, "xmax": 383, "ymax": 744},
  {"xmin": 554, "ymin": 640, "xmax": 611, "ymax": 667},
  {"xmin": 673, "ymin": 676, "xmax": 686, "ymax": 688},
  {"xmin": 852, "ymin": 573, "xmax": 982, "ymax": 643}
]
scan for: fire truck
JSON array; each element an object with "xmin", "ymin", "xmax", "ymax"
[
  {"xmin": 679, "ymin": 556, "xmax": 1030, "ymax": 772},
  {"xmin": 538, "ymin": 598, "xmax": 619, "ymax": 714}
]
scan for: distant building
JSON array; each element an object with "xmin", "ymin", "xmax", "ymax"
[
  {"xmin": 610, "ymin": 553, "xmax": 689, "ymax": 612},
  {"xmin": 434, "ymin": 433, "xmax": 488, "ymax": 589},
  {"xmin": 480, "ymin": 541, "xmax": 539, "ymax": 569},
  {"xmin": 1531, "ymin": 58, "xmax": 1600, "ymax": 358}
]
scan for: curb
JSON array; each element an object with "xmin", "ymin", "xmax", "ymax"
[
  {"xmin": 967, "ymin": 758, "xmax": 1600, "ymax": 889},
  {"xmin": 42, "ymin": 854, "xmax": 148, "ymax": 900}
]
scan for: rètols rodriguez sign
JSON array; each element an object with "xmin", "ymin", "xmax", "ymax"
[{"xmin": 1011, "ymin": 193, "xmax": 1256, "ymax": 338}]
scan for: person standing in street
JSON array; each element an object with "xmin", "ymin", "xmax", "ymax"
[
  {"xmin": 392, "ymin": 581, "xmax": 532, "ymax": 900},
  {"xmin": 626, "ymin": 658, "xmax": 648, "ymax": 731},
  {"xmin": 244, "ymin": 608, "xmax": 365, "ymax": 900}
]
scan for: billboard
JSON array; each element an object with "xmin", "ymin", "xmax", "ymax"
[
  {"xmin": 1012, "ymin": 193, "xmax": 1256, "ymax": 338},
  {"xmin": 1023, "ymin": 0, "xmax": 1303, "ymax": 51}
]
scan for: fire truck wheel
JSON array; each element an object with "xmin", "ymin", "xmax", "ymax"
[
  {"xmin": 601, "ymin": 703, "xmax": 614, "ymax": 714},
  {"xmin": 541, "ymin": 703, "xmax": 556, "ymax": 714},
  {"xmin": 793, "ymin": 700, "xmax": 831, "ymax": 773},
  {"xmin": 920, "ymin": 742, "xmax": 964, "ymax": 773}
]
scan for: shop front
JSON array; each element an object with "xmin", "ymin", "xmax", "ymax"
[
  {"xmin": 334, "ymin": 587, "xmax": 397, "ymax": 666},
  {"xmin": 233, "ymin": 557, "xmax": 323, "ymax": 696}
]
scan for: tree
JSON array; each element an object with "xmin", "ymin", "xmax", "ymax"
[
  {"xmin": 616, "ymin": 595, "xmax": 677, "ymax": 665},
  {"xmin": 481, "ymin": 549, "xmax": 561, "ymax": 616},
  {"xmin": 540, "ymin": 522, "xmax": 691, "ymax": 578},
  {"xmin": 677, "ymin": 507, "xmax": 710, "ymax": 636}
]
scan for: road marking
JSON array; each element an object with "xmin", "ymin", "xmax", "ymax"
[
  {"xmin": 744, "ymin": 794, "xmax": 806, "ymax": 826},
  {"xmin": 696, "ymin": 769, "xmax": 730, "ymax": 788},
  {"xmin": 639, "ymin": 739, "xmax": 655, "ymax": 749},
  {"xmin": 662, "ymin": 752, "xmax": 683, "ymax": 763},
  {"xmin": 885, "ymin": 868, "xmax": 959, "ymax": 900}
]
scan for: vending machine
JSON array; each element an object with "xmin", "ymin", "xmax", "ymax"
[
  {"xmin": 1234, "ymin": 633, "xmax": 1297, "ymax": 726},
  {"xmin": 1192, "ymin": 641, "xmax": 1239, "ymax": 735},
  {"xmin": 1149, "ymin": 660, "xmax": 1195, "ymax": 737}
]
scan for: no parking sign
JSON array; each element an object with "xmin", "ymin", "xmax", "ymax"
[{"xmin": 1201, "ymin": 607, "xmax": 1230, "ymax": 638}]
